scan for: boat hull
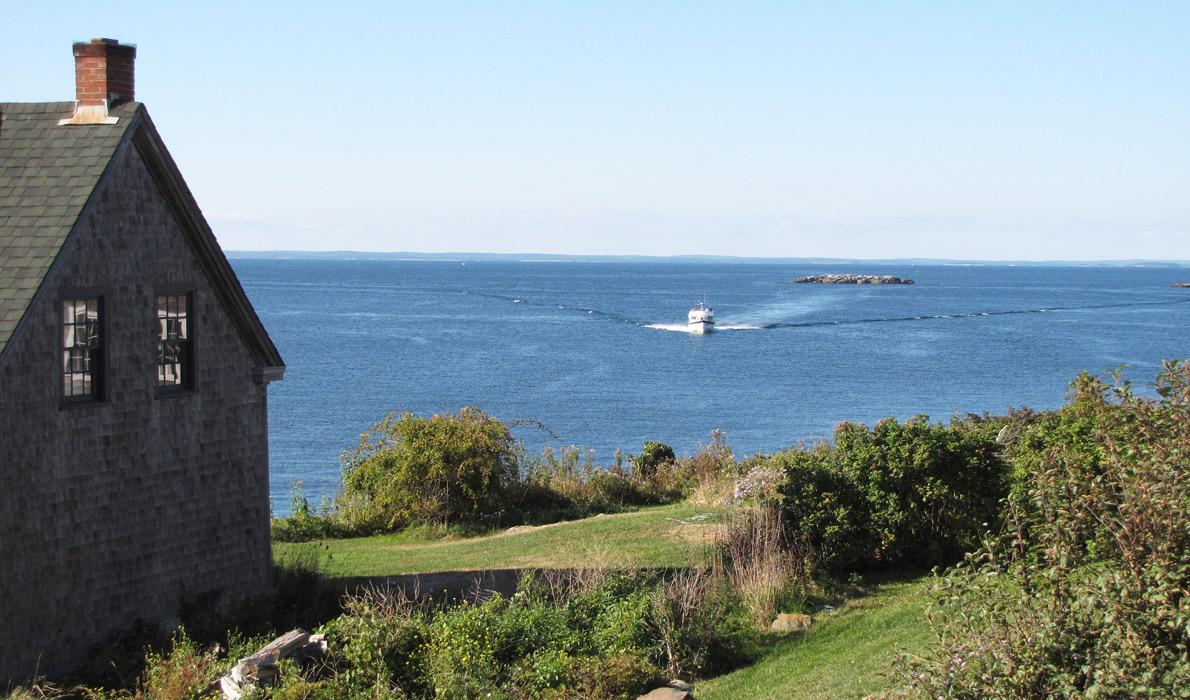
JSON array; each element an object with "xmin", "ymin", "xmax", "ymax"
[{"xmin": 688, "ymin": 321, "xmax": 714, "ymax": 334}]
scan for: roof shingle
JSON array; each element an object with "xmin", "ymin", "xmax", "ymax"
[{"xmin": 0, "ymin": 101, "xmax": 138, "ymax": 354}]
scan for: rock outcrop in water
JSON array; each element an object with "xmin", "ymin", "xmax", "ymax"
[{"xmin": 793, "ymin": 274, "xmax": 914, "ymax": 285}]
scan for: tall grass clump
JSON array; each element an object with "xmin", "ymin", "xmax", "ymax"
[
  {"xmin": 905, "ymin": 362, "xmax": 1190, "ymax": 698},
  {"xmin": 711, "ymin": 507, "xmax": 808, "ymax": 628}
]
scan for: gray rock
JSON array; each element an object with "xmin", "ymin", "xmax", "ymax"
[{"xmin": 793, "ymin": 274, "xmax": 914, "ymax": 285}]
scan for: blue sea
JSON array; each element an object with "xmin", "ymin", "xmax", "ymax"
[{"xmin": 230, "ymin": 259, "xmax": 1190, "ymax": 515}]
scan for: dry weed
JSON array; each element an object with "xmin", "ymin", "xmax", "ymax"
[{"xmin": 712, "ymin": 507, "xmax": 807, "ymax": 627}]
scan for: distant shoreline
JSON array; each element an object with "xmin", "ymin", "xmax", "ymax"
[{"xmin": 225, "ymin": 250, "xmax": 1190, "ymax": 268}]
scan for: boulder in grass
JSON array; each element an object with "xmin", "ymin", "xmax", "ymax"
[
  {"xmin": 638, "ymin": 688, "xmax": 691, "ymax": 700},
  {"xmin": 771, "ymin": 612, "xmax": 813, "ymax": 633}
]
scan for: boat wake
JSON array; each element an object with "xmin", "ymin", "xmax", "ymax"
[
  {"xmin": 644, "ymin": 323, "xmax": 761, "ymax": 333},
  {"xmin": 756, "ymin": 297, "xmax": 1190, "ymax": 330},
  {"xmin": 462, "ymin": 289, "xmax": 1190, "ymax": 334}
]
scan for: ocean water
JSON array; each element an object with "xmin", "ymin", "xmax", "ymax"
[{"xmin": 230, "ymin": 259, "xmax": 1190, "ymax": 515}]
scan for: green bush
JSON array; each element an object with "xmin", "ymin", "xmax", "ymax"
[
  {"xmin": 339, "ymin": 407, "xmax": 519, "ymax": 530},
  {"xmin": 271, "ymin": 485, "xmax": 353, "ymax": 543},
  {"xmin": 776, "ymin": 415, "xmax": 1007, "ymax": 572},
  {"xmin": 633, "ymin": 441, "xmax": 676, "ymax": 479},
  {"xmin": 238, "ymin": 569, "xmax": 755, "ymax": 698},
  {"xmin": 906, "ymin": 362, "xmax": 1190, "ymax": 698},
  {"xmin": 275, "ymin": 420, "xmax": 711, "ymax": 541},
  {"xmin": 319, "ymin": 590, "xmax": 429, "ymax": 696}
]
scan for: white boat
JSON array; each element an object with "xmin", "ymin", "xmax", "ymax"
[{"xmin": 688, "ymin": 302, "xmax": 715, "ymax": 334}]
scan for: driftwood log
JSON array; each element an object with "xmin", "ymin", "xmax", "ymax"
[{"xmin": 216, "ymin": 628, "xmax": 327, "ymax": 699}]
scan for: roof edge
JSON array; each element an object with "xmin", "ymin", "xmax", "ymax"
[{"xmin": 130, "ymin": 107, "xmax": 285, "ymax": 371}]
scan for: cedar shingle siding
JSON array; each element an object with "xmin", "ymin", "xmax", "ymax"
[{"xmin": 0, "ymin": 102, "xmax": 283, "ymax": 681}]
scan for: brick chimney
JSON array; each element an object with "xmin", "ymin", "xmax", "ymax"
[{"xmin": 61, "ymin": 38, "xmax": 136, "ymax": 125}]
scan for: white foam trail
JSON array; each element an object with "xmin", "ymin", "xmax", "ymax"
[
  {"xmin": 644, "ymin": 322, "xmax": 761, "ymax": 333},
  {"xmin": 644, "ymin": 323, "xmax": 691, "ymax": 332}
]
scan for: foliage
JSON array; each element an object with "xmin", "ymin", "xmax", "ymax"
[
  {"xmin": 278, "ymin": 415, "xmax": 709, "ymax": 541},
  {"xmin": 711, "ymin": 506, "xmax": 809, "ymax": 628},
  {"xmin": 649, "ymin": 569, "xmax": 751, "ymax": 679},
  {"xmin": 265, "ymin": 570, "xmax": 754, "ymax": 698},
  {"xmin": 729, "ymin": 463, "xmax": 784, "ymax": 505},
  {"xmin": 774, "ymin": 414, "xmax": 1008, "ymax": 572},
  {"xmin": 272, "ymin": 483, "xmax": 351, "ymax": 543},
  {"xmin": 319, "ymin": 586, "xmax": 430, "ymax": 697},
  {"xmin": 515, "ymin": 444, "xmax": 683, "ymax": 521},
  {"xmin": 130, "ymin": 630, "xmax": 224, "ymax": 699},
  {"xmin": 905, "ymin": 362, "xmax": 1190, "ymax": 698},
  {"xmin": 633, "ymin": 441, "xmax": 676, "ymax": 479},
  {"xmin": 339, "ymin": 407, "xmax": 520, "ymax": 531}
]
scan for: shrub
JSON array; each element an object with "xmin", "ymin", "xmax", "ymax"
[
  {"xmin": 905, "ymin": 362, "xmax": 1190, "ymax": 698},
  {"xmin": 517, "ymin": 445, "xmax": 684, "ymax": 520},
  {"xmin": 647, "ymin": 569, "xmax": 754, "ymax": 679},
  {"xmin": 633, "ymin": 441, "xmax": 676, "ymax": 479},
  {"xmin": 339, "ymin": 407, "xmax": 519, "ymax": 530},
  {"xmin": 835, "ymin": 415, "xmax": 1006, "ymax": 567},
  {"xmin": 775, "ymin": 415, "xmax": 1007, "ymax": 572},
  {"xmin": 319, "ymin": 586, "xmax": 429, "ymax": 697},
  {"xmin": 685, "ymin": 429, "xmax": 736, "ymax": 483},
  {"xmin": 134, "ymin": 629, "xmax": 224, "ymax": 700},
  {"xmin": 565, "ymin": 652, "xmax": 659, "ymax": 699},
  {"xmin": 277, "ymin": 420, "xmax": 714, "ymax": 541},
  {"xmin": 776, "ymin": 448, "xmax": 872, "ymax": 573},
  {"xmin": 272, "ymin": 484, "xmax": 352, "ymax": 543},
  {"xmin": 730, "ymin": 461, "xmax": 785, "ymax": 505}
]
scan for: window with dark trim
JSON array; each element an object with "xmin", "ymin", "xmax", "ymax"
[
  {"xmin": 62, "ymin": 298, "xmax": 103, "ymax": 399},
  {"xmin": 157, "ymin": 294, "xmax": 192, "ymax": 389}
]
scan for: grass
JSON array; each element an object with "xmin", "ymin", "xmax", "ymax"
[
  {"xmin": 697, "ymin": 575, "xmax": 933, "ymax": 699},
  {"xmin": 274, "ymin": 502, "xmax": 722, "ymax": 578},
  {"xmin": 271, "ymin": 504, "xmax": 935, "ymax": 699}
]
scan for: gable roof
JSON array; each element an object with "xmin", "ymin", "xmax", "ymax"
[
  {"xmin": 0, "ymin": 101, "xmax": 136, "ymax": 355},
  {"xmin": 0, "ymin": 101, "xmax": 283, "ymax": 372}
]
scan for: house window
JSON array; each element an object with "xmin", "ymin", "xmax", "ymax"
[
  {"xmin": 62, "ymin": 298, "xmax": 103, "ymax": 399},
  {"xmin": 157, "ymin": 294, "xmax": 192, "ymax": 389}
]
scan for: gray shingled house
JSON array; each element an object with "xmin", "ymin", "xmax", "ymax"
[{"xmin": 0, "ymin": 39, "xmax": 284, "ymax": 682}]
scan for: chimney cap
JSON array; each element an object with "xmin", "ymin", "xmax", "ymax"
[{"xmin": 72, "ymin": 38, "xmax": 137, "ymax": 55}]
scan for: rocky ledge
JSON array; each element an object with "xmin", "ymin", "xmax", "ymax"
[
  {"xmin": 1172, "ymin": 282, "xmax": 1190, "ymax": 288},
  {"xmin": 793, "ymin": 274, "xmax": 914, "ymax": 285}
]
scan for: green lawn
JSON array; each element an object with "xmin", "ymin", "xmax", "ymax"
[
  {"xmin": 274, "ymin": 502, "xmax": 722, "ymax": 578},
  {"xmin": 697, "ymin": 576, "xmax": 933, "ymax": 700}
]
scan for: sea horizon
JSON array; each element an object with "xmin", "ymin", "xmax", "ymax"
[{"xmin": 225, "ymin": 250, "xmax": 1190, "ymax": 268}]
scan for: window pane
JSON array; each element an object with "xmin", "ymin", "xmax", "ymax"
[
  {"xmin": 62, "ymin": 298, "xmax": 101, "ymax": 399},
  {"xmin": 156, "ymin": 294, "xmax": 192, "ymax": 389}
]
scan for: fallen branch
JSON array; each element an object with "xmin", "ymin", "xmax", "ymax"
[{"xmin": 215, "ymin": 628, "xmax": 327, "ymax": 699}]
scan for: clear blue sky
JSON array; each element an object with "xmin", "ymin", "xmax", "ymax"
[{"xmin": 7, "ymin": 1, "xmax": 1189, "ymax": 259}]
